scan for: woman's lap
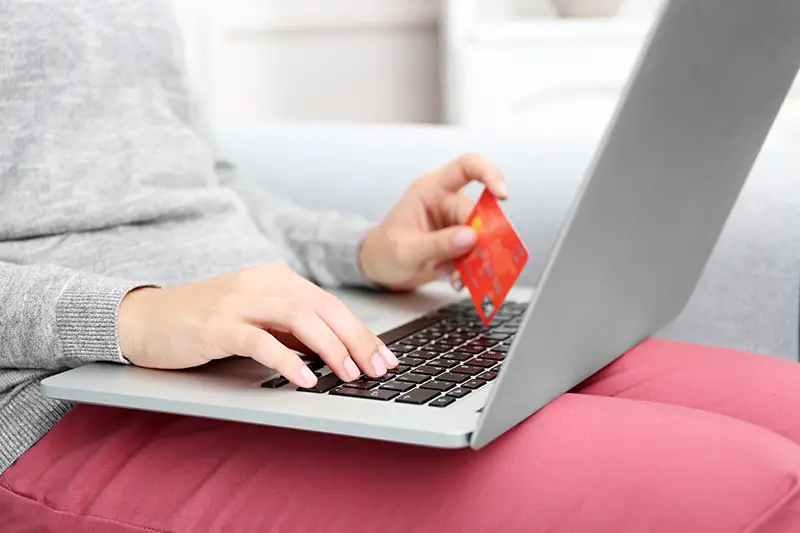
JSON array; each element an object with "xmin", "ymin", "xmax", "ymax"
[
  {"xmin": 576, "ymin": 338, "xmax": 800, "ymax": 444},
  {"xmin": 3, "ymin": 339, "xmax": 800, "ymax": 533}
]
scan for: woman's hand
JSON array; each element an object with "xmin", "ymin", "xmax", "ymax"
[
  {"xmin": 358, "ymin": 154, "xmax": 507, "ymax": 291},
  {"xmin": 117, "ymin": 263, "xmax": 398, "ymax": 388}
]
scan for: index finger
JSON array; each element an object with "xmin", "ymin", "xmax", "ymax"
[{"xmin": 433, "ymin": 153, "xmax": 508, "ymax": 199}]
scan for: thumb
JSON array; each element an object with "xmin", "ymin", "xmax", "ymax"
[{"xmin": 410, "ymin": 226, "xmax": 477, "ymax": 263}]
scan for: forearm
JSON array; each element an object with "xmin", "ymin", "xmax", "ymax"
[{"xmin": 0, "ymin": 261, "xmax": 155, "ymax": 371}]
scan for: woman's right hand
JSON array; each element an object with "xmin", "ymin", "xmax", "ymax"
[{"xmin": 117, "ymin": 263, "xmax": 398, "ymax": 389}]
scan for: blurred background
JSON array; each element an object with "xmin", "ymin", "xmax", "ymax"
[{"xmin": 180, "ymin": 0, "xmax": 800, "ymax": 138}]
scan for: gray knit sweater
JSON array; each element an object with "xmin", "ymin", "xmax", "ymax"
[{"xmin": 0, "ymin": 1, "xmax": 374, "ymax": 473}]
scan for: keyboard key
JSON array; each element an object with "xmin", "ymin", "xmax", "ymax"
[
  {"xmin": 396, "ymin": 373, "xmax": 431, "ymax": 385},
  {"xmin": 462, "ymin": 379, "xmax": 486, "ymax": 390},
  {"xmin": 398, "ymin": 356, "xmax": 425, "ymax": 367},
  {"xmin": 380, "ymin": 380, "xmax": 415, "ymax": 392},
  {"xmin": 481, "ymin": 351, "xmax": 505, "ymax": 361},
  {"xmin": 418, "ymin": 329, "xmax": 444, "ymax": 340},
  {"xmin": 437, "ymin": 337, "xmax": 463, "ymax": 347},
  {"xmin": 428, "ymin": 358, "xmax": 458, "ymax": 369},
  {"xmin": 330, "ymin": 387, "xmax": 399, "ymax": 401},
  {"xmin": 469, "ymin": 358, "xmax": 496, "ymax": 368},
  {"xmin": 415, "ymin": 365, "xmax": 445, "ymax": 376},
  {"xmin": 427, "ymin": 342, "xmax": 453, "ymax": 353},
  {"xmin": 493, "ymin": 345, "xmax": 509, "ymax": 353},
  {"xmin": 395, "ymin": 388, "xmax": 440, "ymax": 405},
  {"xmin": 261, "ymin": 376, "xmax": 289, "ymax": 388},
  {"xmin": 429, "ymin": 396, "xmax": 456, "ymax": 408},
  {"xmin": 460, "ymin": 345, "xmax": 486, "ymax": 354},
  {"xmin": 341, "ymin": 379, "xmax": 380, "ymax": 390},
  {"xmin": 438, "ymin": 372, "xmax": 470, "ymax": 383},
  {"xmin": 484, "ymin": 333, "xmax": 510, "ymax": 342},
  {"xmin": 495, "ymin": 327, "xmax": 519, "ymax": 334},
  {"xmin": 405, "ymin": 338, "xmax": 430, "ymax": 346},
  {"xmin": 447, "ymin": 388, "xmax": 471, "ymax": 399},
  {"xmin": 394, "ymin": 365, "xmax": 412, "ymax": 374},
  {"xmin": 421, "ymin": 380, "xmax": 455, "ymax": 392},
  {"xmin": 389, "ymin": 343, "xmax": 417, "ymax": 353},
  {"xmin": 373, "ymin": 372, "xmax": 396, "ymax": 382},
  {"xmin": 479, "ymin": 370, "xmax": 499, "ymax": 381},
  {"xmin": 445, "ymin": 351, "xmax": 473, "ymax": 362},
  {"xmin": 454, "ymin": 365, "xmax": 483, "ymax": 376},
  {"xmin": 297, "ymin": 372, "xmax": 343, "ymax": 393},
  {"xmin": 470, "ymin": 338, "xmax": 497, "ymax": 347},
  {"xmin": 413, "ymin": 350, "xmax": 440, "ymax": 360}
]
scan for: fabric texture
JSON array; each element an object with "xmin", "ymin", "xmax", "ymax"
[
  {"xmin": 2, "ymin": 340, "xmax": 800, "ymax": 532},
  {"xmin": 0, "ymin": 0, "xmax": 375, "ymax": 474}
]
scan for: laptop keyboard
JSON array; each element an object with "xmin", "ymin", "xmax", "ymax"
[{"xmin": 260, "ymin": 299, "xmax": 526, "ymax": 408}]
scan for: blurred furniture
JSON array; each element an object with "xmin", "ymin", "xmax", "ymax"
[
  {"xmin": 441, "ymin": 0, "xmax": 800, "ymax": 137},
  {"xmin": 176, "ymin": 0, "xmax": 441, "ymax": 125},
  {"xmin": 215, "ymin": 121, "xmax": 800, "ymax": 361},
  {"xmin": 442, "ymin": 0, "xmax": 650, "ymax": 127}
]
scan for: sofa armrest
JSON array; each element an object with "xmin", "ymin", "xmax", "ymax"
[
  {"xmin": 215, "ymin": 122, "xmax": 799, "ymax": 360},
  {"xmin": 214, "ymin": 122, "xmax": 593, "ymax": 283}
]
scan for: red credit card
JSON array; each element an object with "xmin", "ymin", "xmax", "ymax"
[{"xmin": 455, "ymin": 189, "xmax": 529, "ymax": 325}]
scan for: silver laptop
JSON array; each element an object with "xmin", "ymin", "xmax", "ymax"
[{"xmin": 41, "ymin": 0, "xmax": 800, "ymax": 450}]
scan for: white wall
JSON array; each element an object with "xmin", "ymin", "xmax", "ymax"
[
  {"xmin": 478, "ymin": 0, "xmax": 660, "ymax": 18},
  {"xmin": 207, "ymin": 0, "xmax": 441, "ymax": 125},
  {"xmin": 201, "ymin": 0, "xmax": 662, "ymax": 126}
]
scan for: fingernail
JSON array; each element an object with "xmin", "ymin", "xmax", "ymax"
[
  {"xmin": 371, "ymin": 352, "xmax": 387, "ymax": 376},
  {"xmin": 300, "ymin": 366, "xmax": 317, "ymax": 388},
  {"xmin": 379, "ymin": 345, "xmax": 398, "ymax": 367},
  {"xmin": 452, "ymin": 276, "xmax": 465, "ymax": 291},
  {"xmin": 344, "ymin": 357, "xmax": 360, "ymax": 381},
  {"xmin": 453, "ymin": 227, "xmax": 477, "ymax": 250},
  {"xmin": 497, "ymin": 180, "xmax": 508, "ymax": 198}
]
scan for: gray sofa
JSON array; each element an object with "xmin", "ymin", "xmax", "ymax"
[{"xmin": 216, "ymin": 122, "xmax": 800, "ymax": 361}]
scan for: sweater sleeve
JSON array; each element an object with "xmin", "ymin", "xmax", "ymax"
[
  {"xmin": 0, "ymin": 262, "xmax": 156, "ymax": 371},
  {"xmin": 215, "ymin": 159, "xmax": 380, "ymax": 289}
]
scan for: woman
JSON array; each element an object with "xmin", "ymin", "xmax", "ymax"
[{"xmin": 1, "ymin": 1, "xmax": 799, "ymax": 531}]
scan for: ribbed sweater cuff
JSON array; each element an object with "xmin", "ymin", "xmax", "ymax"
[{"xmin": 56, "ymin": 274, "xmax": 158, "ymax": 366}]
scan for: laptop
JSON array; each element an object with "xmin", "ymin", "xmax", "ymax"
[{"xmin": 41, "ymin": 0, "xmax": 800, "ymax": 450}]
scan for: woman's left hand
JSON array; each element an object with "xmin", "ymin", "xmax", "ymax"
[{"xmin": 358, "ymin": 154, "xmax": 508, "ymax": 291}]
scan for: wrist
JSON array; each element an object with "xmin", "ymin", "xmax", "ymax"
[
  {"xmin": 117, "ymin": 287, "xmax": 161, "ymax": 365},
  {"xmin": 357, "ymin": 227, "xmax": 384, "ymax": 287}
]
